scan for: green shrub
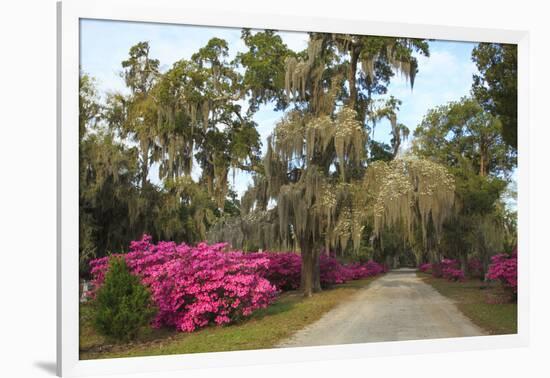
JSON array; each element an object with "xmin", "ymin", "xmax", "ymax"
[{"xmin": 92, "ymin": 257, "xmax": 156, "ymax": 342}]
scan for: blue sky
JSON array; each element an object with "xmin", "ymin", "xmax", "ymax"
[{"xmin": 80, "ymin": 19, "xmax": 479, "ymax": 197}]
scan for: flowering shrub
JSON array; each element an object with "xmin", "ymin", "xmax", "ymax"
[
  {"xmin": 418, "ymin": 263, "xmax": 432, "ymax": 273},
  {"xmin": 90, "ymin": 236, "xmax": 277, "ymax": 332},
  {"xmin": 340, "ymin": 260, "xmax": 385, "ymax": 281},
  {"xmin": 443, "ymin": 267, "xmax": 465, "ymax": 281},
  {"xmin": 419, "ymin": 259, "xmax": 465, "ymax": 282},
  {"xmin": 486, "ymin": 251, "xmax": 517, "ymax": 293},
  {"xmin": 319, "ymin": 254, "xmax": 352, "ymax": 286},
  {"xmin": 243, "ymin": 252, "xmax": 302, "ymax": 291},
  {"xmin": 90, "ymin": 235, "xmax": 386, "ymax": 333},
  {"xmin": 243, "ymin": 252, "xmax": 385, "ymax": 290},
  {"xmin": 441, "ymin": 259, "xmax": 465, "ymax": 281}
]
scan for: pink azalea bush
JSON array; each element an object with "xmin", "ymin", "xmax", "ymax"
[
  {"xmin": 90, "ymin": 236, "xmax": 277, "ymax": 332},
  {"xmin": 340, "ymin": 260, "xmax": 386, "ymax": 281},
  {"xmin": 319, "ymin": 254, "xmax": 352, "ymax": 286},
  {"xmin": 90, "ymin": 235, "xmax": 386, "ymax": 333},
  {"xmin": 443, "ymin": 266, "xmax": 465, "ymax": 281},
  {"xmin": 242, "ymin": 252, "xmax": 302, "ymax": 291},
  {"xmin": 418, "ymin": 263, "xmax": 432, "ymax": 273},
  {"xmin": 486, "ymin": 250, "xmax": 518, "ymax": 293},
  {"xmin": 418, "ymin": 259, "xmax": 465, "ymax": 282},
  {"xmin": 243, "ymin": 252, "xmax": 385, "ymax": 290}
]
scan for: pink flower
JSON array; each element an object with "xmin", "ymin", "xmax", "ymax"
[
  {"xmin": 486, "ymin": 251, "xmax": 517, "ymax": 293},
  {"xmin": 89, "ymin": 235, "xmax": 386, "ymax": 333}
]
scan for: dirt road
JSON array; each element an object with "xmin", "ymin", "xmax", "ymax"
[{"xmin": 278, "ymin": 268, "xmax": 485, "ymax": 347}]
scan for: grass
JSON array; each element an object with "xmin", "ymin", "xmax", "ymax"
[
  {"xmin": 79, "ymin": 277, "xmax": 376, "ymax": 360},
  {"xmin": 417, "ymin": 272, "xmax": 517, "ymax": 335}
]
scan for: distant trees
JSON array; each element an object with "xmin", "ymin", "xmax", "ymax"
[
  {"xmin": 413, "ymin": 96, "xmax": 516, "ymax": 273},
  {"xmin": 413, "ymin": 97, "xmax": 516, "ymax": 178},
  {"xmin": 472, "ymin": 43, "xmax": 518, "ymax": 149}
]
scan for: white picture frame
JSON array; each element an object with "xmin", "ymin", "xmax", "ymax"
[{"xmin": 57, "ymin": 1, "xmax": 530, "ymax": 376}]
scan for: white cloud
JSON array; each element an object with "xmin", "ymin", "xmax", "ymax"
[
  {"xmin": 279, "ymin": 31, "xmax": 309, "ymax": 51},
  {"xmin": 381, "ymin": 40, "xmax": 479, "ymax": 144}
]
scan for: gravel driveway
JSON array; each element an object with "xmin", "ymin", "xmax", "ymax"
[{"xmin": 277, "ymin": 268, "xmax": 485, "ymax": 347}]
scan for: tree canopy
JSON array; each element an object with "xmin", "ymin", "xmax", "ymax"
[
  {"xmin": 472, "ymin": 43, "xmax": 518, "ymax": 149},
  {"xmin": 80, "ymin": 32, "xmax": 517, "ymax": 296}
]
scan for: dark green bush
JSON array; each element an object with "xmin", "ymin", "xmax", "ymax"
[{"xmin": 92, "ymin": 257, "xmax": 156, "ymax": 342}]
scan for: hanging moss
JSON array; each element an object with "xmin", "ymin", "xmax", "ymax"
[
  {"xmin": 206, "ymin": 34, "xmax": 446, "ymax": 268},
  {"xmin": 367, "ymin": 157, "xmax": 455, "ymax": 247}
]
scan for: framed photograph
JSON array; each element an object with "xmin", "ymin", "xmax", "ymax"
[{"xmin": 57, "ymin": 0, "xmax": 529, "ymax": 376}]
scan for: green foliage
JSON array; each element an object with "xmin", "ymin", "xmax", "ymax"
[
  {"xmin": 413, "ymin": 97, "xmax": 516, "ymax": 178},
  {"xmin": 121, "ymin": 41, "xmax": 160, "ymax": 94},
  {"xmin": 472, "ymin": 43, "xmax": 517, "ymax": 149},
  {"xmin": 93, "ymin": 257, "xmax": 156, "ymax": 342},
  {"xmin": 79, "ymin": 130, "xmax": 140, "ymax": 273},
  {"xmin": 453, "ymin": 170, "xmax": 507, "ymax": 215},
  {"xmin": 79, "ymin": 73, "xmax": 142, "ymax": 272},
  {"xmin": 413, "ymin": 96, "xmax": 515, "ymax": 271},
  {"xmin": 79, "ymin": 39, "xmax": 263, "ymax": 271},
  {"xmin": 79, "ymin": 73, "xmax": 101, "ymax": 136},
  {"xmin": 438, "ymin": 172, "xmax": 508, "ymax": 271},
  {"xmin": 368, "ymin": 140, "xmax": 394, "ymax": 163},
  {"xmin": 237, "ymin": 29, "xmax": 296, "ymax": 111},
  {"xmin": 156, "ymin": 177, "xmax": 218, "ymax": 242}
]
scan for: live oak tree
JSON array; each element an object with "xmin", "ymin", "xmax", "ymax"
[
  {"xmin": 118, "ymin": 41, "xmax": 160, "ymax": 190},
  {"xmin": 190, "ymin": 38, "xmax": 262, "ymax": 208},
  {"xmin": 284, "ymin": 33, "xmax": 428, "ymax": 144},
  {"xmin": 273, "ymin": 34, "xmax": 440, "ymax": 295},
  {"xmin": 79, "ymin": 39, "xmax": 257, "ymax": 266},
  {"xmin": 209, "ymin": 33, "xmax": 455, "ymax": 296},
  {"xmin": 439, "ymin": 170, "xmax": 508, "ymax": 273},
  {"xmin": 263, "ymin": 106, "xmax": 369, "ymax": 295},
  {"xmin": 79, "ymin": 73, "xmax": 142, "ymax": 273},
  {"xmin": 153, "ymin": 38, "xmax": 262, "ymax": 210}
]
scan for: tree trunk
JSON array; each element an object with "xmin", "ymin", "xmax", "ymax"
[
  {"xmin": 482, "ymin": 255, "xmax": 490, "ymax": 281},
  {"xmin": 299, "ymin": 236, "xmax": 320, "ymax": 297},
  {"xmin": 300, "ymin": 249, "xmax": 313, "ymax": 297},
  {"xmin": 348, "ymin": 49, "xmax": 359, "ymax": 110},
  {"xmin": 140, "ymin": 142, "xmax": 149, "ymax": 189},
  {"xmin": 460, "ymin": 254, "xmax": 468, "ymax": 276},
  {"xmin": 313, "ymin": 248, "xmax": 321, "ymax": 292},
  {"xmin": 141, "ymin": 163, "xmax": 148, "ymax": 189}
]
